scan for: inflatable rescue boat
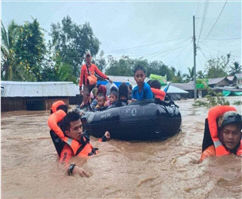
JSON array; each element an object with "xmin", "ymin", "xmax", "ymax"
[{"xmin": 82, "ymin": 100, "xmax": 181, "ymax": 140}]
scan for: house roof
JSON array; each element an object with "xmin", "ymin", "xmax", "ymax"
[
  {"xmin": 165, "ymin": 85, "xmax": 188, "ymax": 94},
  {"xmin": 1, "ymin": 81, "xmax": 79, "ymax": 97},
  {"xmin": 108, "ymin": 75, "xmax": 150, "ymax": 87},
  {"xmin": 171, "ymin": 82, "xmax": 194, "ymax": 91},
  {"xmin": 207, "ymin": 77, "xmax": 227, "ymax": 85}
]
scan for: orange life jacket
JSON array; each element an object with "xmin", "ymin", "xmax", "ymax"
[
  {"xmin": 51, "ymin": 100, "xmax": 65, "ymax": 113},
  {"xmin": 207, "ymin": 105, "xmax": 242, "ymax": 156},
  {"xmin": 150, "ymin": 88, "xmax": 166, "ymax": 101}
]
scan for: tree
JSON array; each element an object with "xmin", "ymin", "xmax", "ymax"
[
  {"xmin": 229, "ymin": 62, "xmax": 241, "ymax": 75},
  {"xmin": 1, "ymin": 19, "xmax": 46, "ymax": 81},
  {"xmin": 50, "ymin": 16, "xmax": 100, "ymax": 77},
  {"xmin": 14, "ymin": 19, "xmax": 46, "ymax": 81},
  {"xmin": 206, "ymin": 54, "xmax": 230, "ymax": 78},
  {"xmin": 184, "ymin": 66, "xmax": 194, "ymax": 82},
  {"xmin": 1, "ymin": 21, "xmax": 20, "ymax": 80},
  {"xmin": 197, "ymin": 70, "xmax": 205, "ymax": 79}
]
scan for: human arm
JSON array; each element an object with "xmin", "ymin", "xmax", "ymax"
[
  {"xmin": 99, "ymin": 131, "xmax": 111, "ymax": 142},
  {"xmin": 199, "ymin": 145, "xmax": 216, "ymax": 162},
  {"xmin": 79, "ymin": 66, "xmax": 86, "ymax": 94},
  {"xmin": 59, "ymin": 145, "xmax": 90, "ymax": 177},
  {"xmin": 144, "ymin": 84, "xmax": 154, "ymax": 99},
  {"xmin": 93, "ymin": 64, "xmax": 109, "ymax": 80}
]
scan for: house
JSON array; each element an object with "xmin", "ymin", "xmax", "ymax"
[
  {"xmin": 208, "ymin": 77, "xmax": 232, "ymax": 88},
  {"xmin": 1, "ymin": 81, "xmax": 81, "ymax": 112}
]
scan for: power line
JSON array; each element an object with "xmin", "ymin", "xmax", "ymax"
[
  {"xmin": 197, "ymin": 0, "xmax": 209, "ymax": 44},
  {"xmin": 206, "ymin": 0, "xmax": 228, "ymax": 39},
  {"xmin": 106, "ymin": 37, "xmax": 191, "ymax": 54},
  {"xmin": 145, "ymin": 38, "xmax": 191, "ymax": 58},
  {"xmin": 200, "ymin": 37, "xmax": 241, "ymax": 41}
]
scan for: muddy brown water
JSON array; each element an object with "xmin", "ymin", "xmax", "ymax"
[{"xmin": 1, "ymin": 97, "xmax": 242, "ymax": 199}]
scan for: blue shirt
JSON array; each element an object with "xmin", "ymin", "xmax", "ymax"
[{"xmin": 132, "ymin": 82, "xmax": 153, "ymax": 101}]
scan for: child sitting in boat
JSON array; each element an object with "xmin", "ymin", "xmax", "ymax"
[
  {"xmin": 90, "ymin": 85, "xmax": 107, "ymax": 110},
  {"xmin": 132, "ymin": 65, "xmax": 153, "ymax": 101},
  {"xmin": 94, "ymin": 93, "xmax": 107, "ymax": 111},
  {"xmin": 200, "ymin": 105, "xmax": 242, "ymax": 162},
  {"xmin": 147, "ymin": 80, "xmax": 166, "ymax": 101},
  {"xmin": 107, "ymin": 90, "xmax": 119, "ymax": 109}
]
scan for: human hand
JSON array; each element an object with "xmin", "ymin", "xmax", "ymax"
[
  {"xmin": 104, "ymin": 131, "xmax": 111, "ymax": 139},
  {"xmin": 73, "ymin": 166, "xmax": 90, "ymax": 177},
  {"xmin": 108, "ymin": 78, "xmax": 113, "ymax": 84}
]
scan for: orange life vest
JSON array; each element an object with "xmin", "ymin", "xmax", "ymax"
[
  {"xmin": 49, "ymin": 101, "xmax": 97, "ymax": 158},
  {"xmin": 51, "ymin": 100, "xmax": 65, "ymax": 113},
  {"xmin": 207, "ymin": 105, "xmax": 242, "ymax": 156},
  {"xmin": 151, "ymin": 88, "xmax": 166, "ymax": 101}
]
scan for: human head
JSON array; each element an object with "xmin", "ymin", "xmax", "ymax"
[
  {"xmin": 148, "ymin": 80, "xmax": 161, "ymax": 89},
  {"xmin": 50, "ymin": 100, "xmax": 67, "ymax": 114},
  {"xmin": 134, "ymin": 65, "xmax": 146, "ymax": 87},
  {"xmin": 97, "ymin": 85, "xmax": 107, "ymax": 97},
  {"xmin": 218, "ymin": 111, "xmax": 242, "ymax": 151},
  {"xmin": 109, "ymin": 90, "xmax": 118, "ymax": 104},
  {"xmin": 62, "ymin": 111, "xmax": 83, "ymax": 141},
  {"xmin": 85, "ymin": 51, "xmax": 92, "ymax": 66},
  {"xmin": 119, "ymin": 83, "xmax": 129, "ymax": 102},
  {"xmin": 97, "ymin": 94, "xmax": 106, "ymax": 107}
]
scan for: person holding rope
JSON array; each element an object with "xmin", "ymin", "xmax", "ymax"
[{"xmin": 79, "ymin": 51, "xmax": 112, "ymax": 108}]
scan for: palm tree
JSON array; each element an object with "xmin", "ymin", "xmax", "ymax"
[
  {"xmin": 184, "ymin": 66, "xmax": 194, "ymax": 82},
  {"xmin": 1, "ymin": 21, "xmax": 19, "ymax": 80}
]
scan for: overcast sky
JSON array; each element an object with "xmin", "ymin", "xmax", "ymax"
[{"xmin": 2, "ymin": 0, "xmax": 241, "ymax": 74}]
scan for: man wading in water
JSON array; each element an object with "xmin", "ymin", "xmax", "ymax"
[
  {"xmin": 48, "ymin": 101, "xmax": 110, "ymax": 177},
  {"xmin": 200, "ymin": 105, "xmax": 242, "ymax": 161}
]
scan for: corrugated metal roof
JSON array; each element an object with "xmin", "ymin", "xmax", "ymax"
[
  {"xmin": 208, "ymin": 77, "xmax": 227, "ymax": 85},
  {"xmin": 165, "ymin": 85, "xmax": 188, "ymax": 94},
  {"xmin": 1, "ymin": 81, "xmax": 79, "ymax": 97},
  {"xmin": 171, "ymin": 82, "xmax": 194, "ymax": 91},
  {"xmin": 108, "ymin": 75, "xmax": 149, "ymax": 87}
]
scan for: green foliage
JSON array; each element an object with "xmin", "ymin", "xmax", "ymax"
[
  {"xmin": 206, "ymin": 54, "xmax": 229, "ymax": 78},
  {"xmin": 1, "ymin": 19, "xmax": 46, "ymax": 81},
  {"xmin": 1, "ymin": 21, "xmax": 20, "ymax": 80},
  {"xmin": 105, "ymin": 56, "xmax": 178, "ymax": 81},
  {"xmin": 229, "ymin": 62, "xmax": 241, "ymax": 75},
  {"xmin": 193, "ymin": 87, "xmax": 230, "ymax": 108},
  {"xmin": 233, "ymin": 100, "xmax": 242, "ymax": 105},
  {"xmin": 41, "ymin": 53, "xmax": 77, "ymax": 83},
  {"xmin": 50, "ymin": 16, "xmax": 100, "ymax": 77},
  {"xmin": 184, "ymin": 66, "xmax": 194, "ymax": 82}
]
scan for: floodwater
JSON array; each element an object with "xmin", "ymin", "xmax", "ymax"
[{"xmin": 1, "ymin": 97, "xmax": 242, "ymax": 199}]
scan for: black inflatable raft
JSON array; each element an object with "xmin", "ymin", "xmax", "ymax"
[{"xmin": 82, "ymin": 100, "xmax": 181, "ymax": 140}]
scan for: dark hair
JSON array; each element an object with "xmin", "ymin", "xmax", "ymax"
[
  {"xmin": 50, "ymin": 104, "xmax": 68, "ymax": 114},
  {"xmin": 110, "ymin": 86, "xmax": 118, "ymax": 93},
  {"xmin": 134, "ymin": 65, "xmax": 146, "ymax": 74},
  {"xmin": 148, "ymin": 80, "xmax": 161, "ymax": 89},
  {"xmin": 97, "ymin": 85, "xmax": 107, "ymax": 96},
  {"xmin": 110, "ymin": 90, "xmax": 119, "ymax": 98},
  {"xmin": 128, "ymin": 84, "xmax": 132, "ymax": 90},
  {"xmin": 62, "ymin": 111, "xmax": 81, "ymax": 132},
  {"xmin": 119, "ymin": 83, "xmax": 128, "ymax": 99},
  {"xmin": 97, "ymin": 93, "xmax": 106, "ymax": 100},
  {"xmin": 57, "ymin": 105, "xmax": 68, "ymax": 113}
]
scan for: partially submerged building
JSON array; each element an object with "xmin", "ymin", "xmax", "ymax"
[{"xmin": 1, "ymin": 81, "xmax": 80, "ymax": 112}]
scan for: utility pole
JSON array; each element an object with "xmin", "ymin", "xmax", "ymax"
[{"xmin": 193, "ymin": 15, "xmax": 197, "ymax": 100}]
